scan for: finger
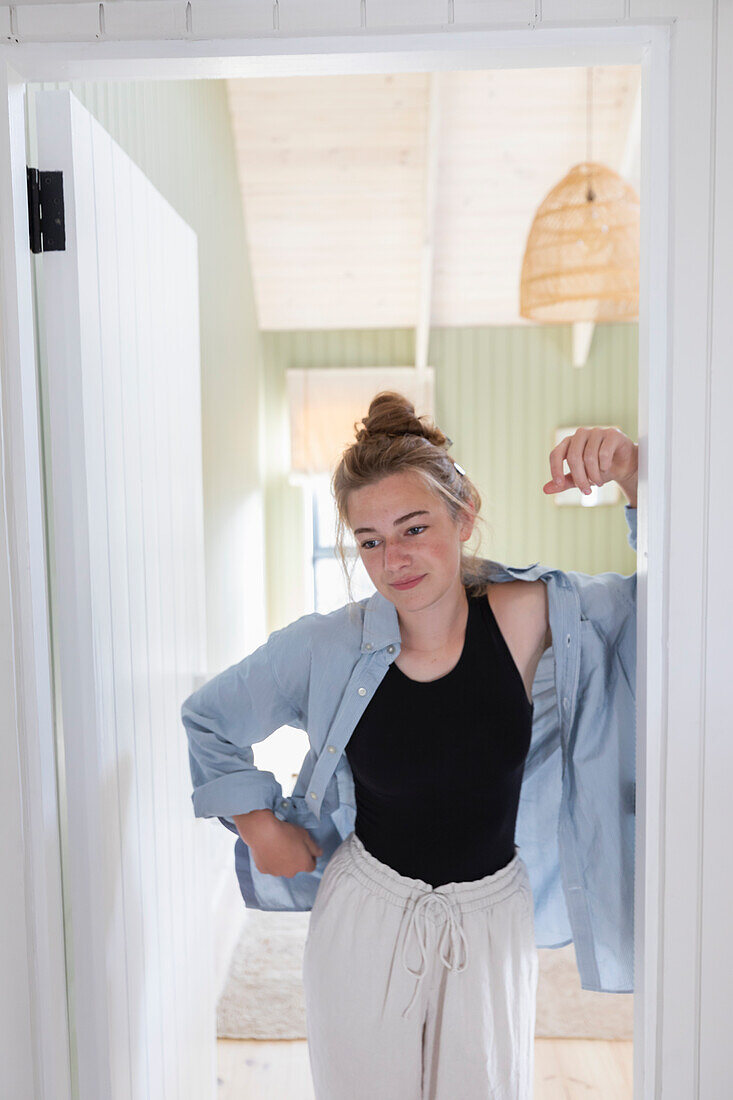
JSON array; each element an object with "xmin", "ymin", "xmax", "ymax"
[
  {"xmin": 583, "ymin": 427, "xmax": 608, "ymax": 488},
  {"xmin": 548, "ymin": 435, "xmax": 573, "ymax": 487},
  {"xmin": 597, "ymin": 429, "xmax": 620, "ymax": 478},
  {"xmin": 542, "ymin": 474, "xmax": 573, "ymax": 494},
  {"xmin": 566, "ymin": 428, "xmax": 592, "ymax": 494},
  {"xmin": 304, "ymin": 833, "xmax": 323, "ymax": 858}
]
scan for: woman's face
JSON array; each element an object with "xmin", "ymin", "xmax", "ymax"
[{"xmin": 346, "ymin": 469, "xmax": 474, "ymax": 609}]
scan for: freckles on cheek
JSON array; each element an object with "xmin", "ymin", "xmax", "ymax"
[{"xmin": 427, "ymin": 535, "xmax": 449, "ymax": 557}]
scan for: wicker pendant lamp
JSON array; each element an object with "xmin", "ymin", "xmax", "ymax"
[{"xmin": 519, "ymin": 70, "xmax": 640, "ymax": 324}]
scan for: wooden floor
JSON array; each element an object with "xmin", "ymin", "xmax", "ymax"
[{"xmin": 217, "ymin": 1037, "xmax": 633, "ymax": 1098}]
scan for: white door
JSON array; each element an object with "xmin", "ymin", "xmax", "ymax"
[{"xmin": 34, "ymin": 90, "xmax": 214, "ymax": 1100}]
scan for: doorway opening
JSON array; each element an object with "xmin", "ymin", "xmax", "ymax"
[{"xmin": 4, "ymin": 22, "xmax": 667, "ymax": 1100}]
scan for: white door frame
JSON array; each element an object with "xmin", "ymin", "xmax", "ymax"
[{"xmin": 0, "ymin": 7, "xmax": 725, "ymax": 1098}]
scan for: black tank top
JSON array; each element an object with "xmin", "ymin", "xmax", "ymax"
[{"xmin": 344, "ymin": 588, "xmax": 534, "ymax": 886}]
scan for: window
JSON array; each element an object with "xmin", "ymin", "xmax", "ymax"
[
  {"xmin": 310, "ymin": 473, "xmax": 374, "ymax": 613},
  {"xmin": 285, "ymin": 365, "xmax": 435, "ymax": 612}
]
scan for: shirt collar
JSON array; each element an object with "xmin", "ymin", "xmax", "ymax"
[{"xmin": 359, "ymin": 556, "xmax": 549, "ymax": 653}]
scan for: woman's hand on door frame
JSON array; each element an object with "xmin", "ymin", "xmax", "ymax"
[{"xmin": 542, "ymin": 426, "xmax": 638, "ymax": 508}]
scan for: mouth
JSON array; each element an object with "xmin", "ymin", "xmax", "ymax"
[{"xmin": 390, "ymin": 574, "xmax": 426, "ymax": 591}]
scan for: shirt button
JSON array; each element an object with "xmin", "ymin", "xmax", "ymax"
[
  {"xmin": 566, "ymin": 634, "xmax": 571, "ymax": 646},
  {"xmin": 563, "ymin": 697, "xmax": 570, "ymax": 709},
  {"xmin": 358, "ymin": 687, "xmax": 366, "ymax": 696},
  {"xmin": 281, "ymin": 799, "xmax": 289, "ymax": 807},
  {"xmin": 364, "ymin": 642, "xmax": 373, "ymax": 650},
  {"xmin": 387, "ymin": 645, "xmax": 395, "ymax": 654},
  {"xmin": 327, "ymin": 745, "xmax": 336, "ymax": 753},
  {"xmin": 310, "ymin": 792, "xmax": 317, "ymax": 800}
]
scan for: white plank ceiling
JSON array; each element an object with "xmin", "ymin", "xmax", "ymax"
[{"xmin": 225, "ymin": 67, "xmax": 641, "ymax": 332}]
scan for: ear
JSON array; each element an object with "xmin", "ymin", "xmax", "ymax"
[{"xmin": 458, "ymin": 501, "xmax": 476, "ymax": 542}]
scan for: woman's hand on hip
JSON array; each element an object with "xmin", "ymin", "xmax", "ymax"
[{"xmin": 245, "ymin": 816, "xmax": 324, "ymax": 878}]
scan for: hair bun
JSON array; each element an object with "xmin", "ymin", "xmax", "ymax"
[{"xmin": 354, "ymin": 390, "xmax": 448, "ymax": 449}]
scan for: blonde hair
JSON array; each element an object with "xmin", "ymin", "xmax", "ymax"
[{"xmin": 330, "ymin": 390, "xmax": 492, "ymax": 604}]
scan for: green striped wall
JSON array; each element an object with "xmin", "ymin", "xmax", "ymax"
[{"xmin": 262, "ymin": 324, "xmax": 638, "ymax": 631}]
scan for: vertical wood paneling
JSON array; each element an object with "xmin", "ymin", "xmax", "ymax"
[
  {"xmin": 92, "ymin": 115, "xmax": 138, "ymax": 1100},
  {"xmin": 35, "ymin": 91, "xmax": 213, "ymax": 1100},
  {"xmin": 262, "ymin": 323, "xmax": 638, "ymax": 630},
  {"xmin": 134, "ymin": 161, "xmax": 171, "ymax": 1100},
  {"xmin": 152, "ymin": 191, "xmax": 181, "ymax": 1100},
  {"xmin": 120, "ymin": 152, "xmax": 166, "ymax": 1100},
  {"xmin": 29, "ymin": 76, "xmax": 268, "ymax": 674},
  {"xmin": 27, "ymin": 70, "xmax": 266, "ymax": 1041},
  {"xmin": 71, "ymin": 99, "xmax": 120, "ymax": 1100},
  {"xmin": 154, "ymin": 187, "xmax": 184, "ymax": 1100}
]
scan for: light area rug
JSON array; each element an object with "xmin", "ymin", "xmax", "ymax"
[{"xmin": 216, "ymin": 911, "xmax": 633, "ymax": 1041}]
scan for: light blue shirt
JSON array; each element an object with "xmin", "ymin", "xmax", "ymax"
[{"xmin": 182, "ymin": 505, "xmax": 637, "ymax": 994}]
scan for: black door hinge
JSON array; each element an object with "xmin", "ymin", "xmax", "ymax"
[{"xmin": 27, "ymin": 167, "xmax": 66, "ymax": 254}]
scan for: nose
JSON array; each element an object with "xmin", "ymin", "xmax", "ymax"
[{"xmin": 383, "ymin": 540, "xmax": 411, "ymax": 569}]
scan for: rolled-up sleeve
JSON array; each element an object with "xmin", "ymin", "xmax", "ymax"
[
  {"xmin": 624, "ymin": 503, "xmax": 637, "ymax": 552},
  {"xmin": 181, "ymin": 620, "xmax": 311, "ymax": 825}
]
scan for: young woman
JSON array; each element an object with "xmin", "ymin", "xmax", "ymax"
[{"xmin": 182, "ymin": 391, "xmax": 639, "ymax": 1100}]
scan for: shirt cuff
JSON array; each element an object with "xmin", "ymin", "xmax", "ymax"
[
  {"xmin": 624, "ymin": 502, "xmax": 638, "ymax": 551},
  {"xmin": 191, "ymin": 772, "xmax": 282, "ymax": 820}
]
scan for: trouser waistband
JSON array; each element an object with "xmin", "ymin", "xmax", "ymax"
[
  {"xmin": 344, "ymin": 832, "xmax": 527, "ymax": 912},
  {"xmin": 339, "ymin": 833, "xmax": 529, "ymax": 1018}
]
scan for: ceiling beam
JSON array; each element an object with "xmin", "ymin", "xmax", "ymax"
[{"xmin": 415, "ymin": 71, "xmax": 442, "ymax": 376}]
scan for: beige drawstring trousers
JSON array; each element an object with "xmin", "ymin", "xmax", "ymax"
[{"xmin": 302, "ymin": 831, "xmax": 539, "ymax": 1099}]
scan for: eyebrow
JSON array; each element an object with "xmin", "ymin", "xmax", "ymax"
[{"xmin": 353, "ymin": 510, "xmax": 430, "ymax": 536}]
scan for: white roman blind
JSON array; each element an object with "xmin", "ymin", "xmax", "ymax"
[{"xmin": 286, "ymin": 366, "xmax": 436, "ymax": 474}]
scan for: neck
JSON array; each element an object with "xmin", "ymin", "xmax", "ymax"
[{"xmin": 396, "ymin": 579, "xmax": 469, "ymax": 655}]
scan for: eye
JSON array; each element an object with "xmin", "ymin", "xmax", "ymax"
[{"xmin": 359, "ymin": 525, "xmax": 427, "ymax": 550}]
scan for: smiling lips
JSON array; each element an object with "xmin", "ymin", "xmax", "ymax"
[{"xmin": 390, "ymin": 574, "xmax": 426, "ymax": 590}]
